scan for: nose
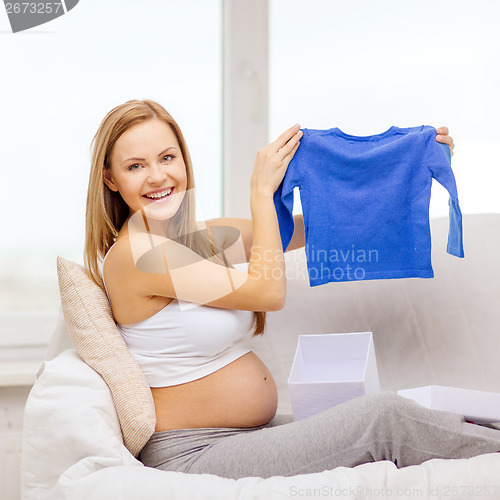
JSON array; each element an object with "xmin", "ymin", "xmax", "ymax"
[{"xmin": 147, "ymin": 163, "xmax": 168, "ymax": 184}]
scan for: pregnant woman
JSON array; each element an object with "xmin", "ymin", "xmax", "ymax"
[{"xmin": 84, "ymin": 98, "xmax": 500, "ymax": 479}]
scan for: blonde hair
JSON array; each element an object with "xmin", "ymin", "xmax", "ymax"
[{"xmin": 84, "ymin": 99, "xmax": 266, "ymax": 336}]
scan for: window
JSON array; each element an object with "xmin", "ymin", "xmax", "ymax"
[
  {"xmin": 270, "ymin": 0, "xmax": 500, "ymax": 217},
  {"xmin": 0, "ymin": 0, "xmax": 222, "ymax": 313}
]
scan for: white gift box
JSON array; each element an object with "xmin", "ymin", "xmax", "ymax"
[
  {"xmin": 288, "ymin": 332, "xmax": 380, "ymax": 421},
  {"xmin": 397, "ymin": 385, "xmax": 500, "ymax": 424}
]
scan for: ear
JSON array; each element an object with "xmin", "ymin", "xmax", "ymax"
[{"xmin": 103, "ymin": 169, "xmax": 119, "ymax": 192}]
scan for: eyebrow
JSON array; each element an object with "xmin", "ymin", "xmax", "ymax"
[{"xmin": 122, "ymin": 146, "xmax": 177, "ymax": 165}]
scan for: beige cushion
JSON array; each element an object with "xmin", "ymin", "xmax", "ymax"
[{"xmin": 56, "ymin": 256, "xmax": 156, "ymax": 457}]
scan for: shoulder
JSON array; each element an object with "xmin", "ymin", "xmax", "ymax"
[
  {"xmin": 102, "ymin": 233, "xmax": 175, "ymax": 322},
  {"xmin": 103, "ymin": 229, "xmax": 172, "ymax": 307},
  {"xmin": 102, "ymin": 234, "xmax": 136, "ymax": 288},
  {"xmin": 106, "ymin": 229, "xmax": 171, "ymax": 281}
]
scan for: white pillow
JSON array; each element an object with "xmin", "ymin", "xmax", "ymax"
[
  {"xmin": 21, "ymin": 350, "xmax": 500, "ymax": 500},
  {"xmin": 21, "ymin": 349, "xmax": 142, "ymax": 497}
]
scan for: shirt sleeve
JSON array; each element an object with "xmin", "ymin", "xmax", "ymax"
[
  {"xmin": 273, "ymin": 129, "xmax": 306, "ymax": 252},
  {"xmin": 422, "ymin": 126, "xmax": 464, "ymax": 258}
]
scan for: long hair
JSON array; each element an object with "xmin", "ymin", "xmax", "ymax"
[{"xmin": 84, "ymin": 99, "xmax": 266, "ymax": 336}]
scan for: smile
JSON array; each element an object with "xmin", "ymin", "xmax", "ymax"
[{"xmin": 143, "ymin": 187, "xmax": 174, "ymax": 200}]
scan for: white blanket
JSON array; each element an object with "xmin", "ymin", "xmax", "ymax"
[{"xmin": 21, "ymin": 349, "xmax": 500, "ymax": 500}]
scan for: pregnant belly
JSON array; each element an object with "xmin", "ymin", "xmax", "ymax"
[{"xmin": 151, "ymin": 352, "xmax": 278, "ymax": 432}]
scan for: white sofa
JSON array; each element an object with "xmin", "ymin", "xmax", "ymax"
[{"xmin": 21, "ymin": 214, "xmax": 500, "ymax": 499}]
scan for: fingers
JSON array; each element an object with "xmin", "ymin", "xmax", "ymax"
[
  {"xmin": 274, "ymin": 124, "xmax": 301, "ymax": 150},
  {"xmin": 436, "ymin": 126, "xmax": 455, "ymax": 157},
  {"xmin": 278, "ymin": 129, "xmax": 303, "ymax": 158},
  {"xmin": 281, "ymin": 138, "xmax": 301, "ymax": 166}
]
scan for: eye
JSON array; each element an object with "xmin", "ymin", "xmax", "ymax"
[
  {"xmin": 128, "ymin": 163, "xmax": 142, "ymax": 171},
  {"xmin": 162, "ymin": 154, "xmax": 175, "ymax": 162}
]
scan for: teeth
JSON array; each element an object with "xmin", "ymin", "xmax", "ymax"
[{"xmin": 145, "ymin": 188, "xmax": 172, "ymax": 199}]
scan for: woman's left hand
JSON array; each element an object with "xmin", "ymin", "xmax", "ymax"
[{"xmin": 436, "ymin": 126, "xmax": 455, "ymax": 157}]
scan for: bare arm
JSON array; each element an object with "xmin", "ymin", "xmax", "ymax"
[
  {"xmin": 205, "ymin": 211, "xmax": 305, "ymax": 260},
  {"xmin": 287, "ymin": 214, "xmax": 305, "ymax": 251}
]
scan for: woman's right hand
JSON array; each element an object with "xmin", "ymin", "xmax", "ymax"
[{"xmin": 250, "ymin": 124, "xmax": 303, "ymax": 197}]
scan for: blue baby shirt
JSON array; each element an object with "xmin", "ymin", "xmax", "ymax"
[{"xmin": 273, "ymin": 125, "xmax": 464, "ymax": 286}]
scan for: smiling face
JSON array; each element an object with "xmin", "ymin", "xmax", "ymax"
[{"xmin": 104, "ymin": 118, "xmax": 188, "ymax": 224}]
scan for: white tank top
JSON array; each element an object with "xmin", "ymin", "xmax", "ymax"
[{"xmin": 100, "ymin": 245, "xmax": 255, "ymax": 388}]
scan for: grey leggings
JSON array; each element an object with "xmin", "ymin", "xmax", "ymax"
[{"xmin": 139, "ymin": 392, "xmax": 500, "ymax": 479}]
